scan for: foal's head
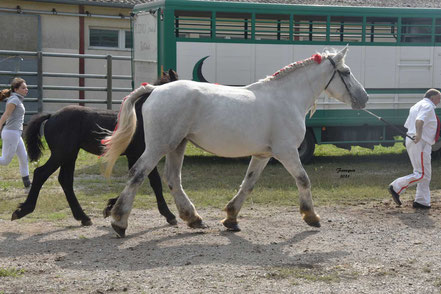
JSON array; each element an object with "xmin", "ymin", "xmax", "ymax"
[
  {"xmin": 323, "ymin": 46, "xmax": 369, "ymax": 110},
  {"xmin": 155, "ymin": 69, "xmax": 179, "ymax": 85}
]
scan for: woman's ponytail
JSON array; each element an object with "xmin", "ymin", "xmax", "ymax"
[{"xmin": 0, "ymin": 89, "xmax": 12, "ymax": 102}]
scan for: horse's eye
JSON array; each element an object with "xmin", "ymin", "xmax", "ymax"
[{"xmin": 340, "ymin": 70, "xmax": 350, "ymax": 76}]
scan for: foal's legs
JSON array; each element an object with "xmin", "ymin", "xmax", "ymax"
[
  {"xmin": 276, "ymin": 150, "xmax": 320, "ymax": 227},
  {"xmin": 11, "ymin": 156, "xmax": 60, "ymax": 220},
  {"xmin": 110, "ymin": 150, "xmax": 163, "ymax": 237},
  {"xmin": 222, "ymin": 156, "xmax": 270, "ymax": 231},
  {"xmin": 103, "ymin": 158, "xmax": 177, "ymax": 225},
  {"xmin": 164, "ymin": 140, "xmax": 206, "ymax": 228},
  {"xmin": 58, "ymin": 158, "xmax": 92, "ymax": 226},
  {"xmin": 146, "ymin": 167, "xmax": 177, "ymax": 225}
]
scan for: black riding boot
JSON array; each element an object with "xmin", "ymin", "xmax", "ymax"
[{"xmin": 22, "ymin": 176, "xmax": 31, "ymax": 188}]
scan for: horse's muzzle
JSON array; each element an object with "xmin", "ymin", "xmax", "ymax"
[{"xmin": 351, "ymin": 90, "xmax": 369, "ymax": 110}]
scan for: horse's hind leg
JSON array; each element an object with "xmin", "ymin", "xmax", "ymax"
[
  {"xmin": 222, "ymin": 156, "xmax": 270, "ymax": 231},
  {"xmin": 12, "ymin": 156, "xmax": 61, "ymax": 220},
  {"xmin": 276, "ymin": 150, "xmax": 320, "ymax": 228},
  {"xmin": 58, "ymin": 160, "xmax": 92, "ymax": 226},
  {"xmin": 147, "ymin": 167, "xmax": 177, "ymax": 225},
  {"xmin": 111, "ymin": 150, "xmax": 163, "ymax": 237},
  {"xmin": 164, "ymin": 140, "xmax": 206, "ymax": 229}
]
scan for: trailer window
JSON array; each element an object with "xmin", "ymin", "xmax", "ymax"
[
  {"xmin": 293, "ymin": 15, "xmax": 327, "ymax": 42},
  {"xmin": 175, "ymin": 10, "xmax": 212, "ymax": 39},
  {"xmin": 436, "ymin": 18, "xmax": 441, "ymax": 43},
  {"xmin": 365, "ymin": 17, "xmax": 398, "ymax": 43},
  {"xmin": 329, "ymin": 16, "xmax": 363, "ymax": 42},
  {"xmin": 401, "ymin": 17, "xmax": 432, "ymax": 43},
  {"xmin": 255, "ymin": 14, "xmax": 290, "ymax": 41},
  {"xmin": 215, "ymin": 12, "xmax": 252, "ymax": 40}
]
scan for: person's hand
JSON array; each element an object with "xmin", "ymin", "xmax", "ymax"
[{"xmin": 413, "ymin": 133, "xmax": 421, "ymax": 143}]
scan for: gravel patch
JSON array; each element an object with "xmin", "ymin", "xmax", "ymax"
[{"xmin": 1, "ymin": 193, "xmax": 441, "ymax": 294}]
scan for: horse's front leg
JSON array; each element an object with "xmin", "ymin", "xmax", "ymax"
[
  {"xmin": 164, "ymin": 140, "xmax": 206, "ymax": 229},
  {"xmin": 111, "ymin": 151, "xmax": 162, "ymax": 238},
  {"xmin": 276, "ymin": 149, "xmax": 320, "ymax": 228},
  {"xmin": 222, "ymin": 156, "xmax": 270, "ymax": 231}
]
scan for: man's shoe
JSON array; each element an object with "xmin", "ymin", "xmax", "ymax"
[
  {"xmin": 412, "ymin": 201, "xmax": 431, "ymax": 209},
  {"xmin": 388, "ymin": 185, "xmax": 402, "ymax": 206}
]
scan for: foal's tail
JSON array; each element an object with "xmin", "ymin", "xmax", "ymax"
[
  {"xmin": 24, "ymin": 113, "xmax": 51, "ymax": 162},
  {"xmin": 102, "ymin": 84, "xmax": 155, "ymax": 178}
]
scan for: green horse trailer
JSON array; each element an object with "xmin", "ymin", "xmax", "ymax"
[{"xmin": 131, "ymin": 0, "xmax": 441, "ymax": 162}]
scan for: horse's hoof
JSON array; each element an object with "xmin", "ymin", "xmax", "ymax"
[
  {"xmin": 167, "ymin": 217, "xmax": 178, "ymax": 226},
  {"xmin": 11, "ymin": 204, "xmax": 28, "ymax": 221},
  {"xmin": 302, "ymin": 212, "xmax": 321, "ymax": 228},
  {"xmin": 103, "ymin": 207, "xmax": 111, "ymax": 218},
  {"xmin": 188, "ymin": 219, "xmax": 208, "ymax": 229},
  {"xmin": 111, "ymin": 223, "xmax": 126, "ymax": 238},
  {"xmin": 222, "ymin": 219, "xmax": 241, "ymax": 232},
  {"xmin": 307, "ymin": 221, "xmax": 321, "ymax": 228},
  {"xmin": 11, "ymin": 211, "xmax": 19, "ymax": 221},
  {"xmin": 11, "ymin": 208, "xmax": 26, "ymax": 221},
  {"xmin": 81, "ymin": 219, "xmax": 93, "ymax": 226}
]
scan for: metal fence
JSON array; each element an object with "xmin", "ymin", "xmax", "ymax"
[{"xmin": 0, "ymin": 50, "xmax": 132, "ymax": 118}]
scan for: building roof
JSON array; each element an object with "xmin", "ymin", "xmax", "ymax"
[
  {"xmin": 212, "ymin": 0, "xmax": 441, "ymax": 8},
  {"xmin": 24, "ymin": 0, "xmax": 441, "ymax": 9},
  {"xmin": 23, "ymin": 0, "xmax": 148, "ymax": 8}
]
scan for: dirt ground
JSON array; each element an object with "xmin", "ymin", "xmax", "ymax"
[{"xmin": 1, "ymin": 191, "xmax": 441, "ymax": 294}]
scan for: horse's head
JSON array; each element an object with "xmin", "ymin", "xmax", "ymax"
[{"xmin": 324, "ymin": 46, "xmax": 368, "ymax": 110}]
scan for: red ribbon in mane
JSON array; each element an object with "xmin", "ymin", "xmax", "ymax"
[{"xmin": 312, "ymin": 54, "xmax": 322, "ymax": 64}]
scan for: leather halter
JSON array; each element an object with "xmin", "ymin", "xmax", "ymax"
[{"xmin": 324, "ymin": 57, "xmax": 351, "ymax": 94}]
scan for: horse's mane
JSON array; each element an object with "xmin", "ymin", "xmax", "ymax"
[{"xmin": 260, "ymin": 50, "xmax": 336, "ymax": 83}]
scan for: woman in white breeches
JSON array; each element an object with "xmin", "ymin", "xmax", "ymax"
[
  {"xmin": 0, "ymin": 77, "xmax": 31, "ymax": 188},
  {"xmin": 0, "ymin": 129, "xmax": 29, "ymax": 177}
]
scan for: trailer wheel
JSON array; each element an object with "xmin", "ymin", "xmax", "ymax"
[{"xmin": 298, "ymin": 129, "xmax": 316, "ymax": 164}]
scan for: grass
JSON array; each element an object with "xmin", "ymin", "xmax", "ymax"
[
  {"xmin": 1, "ymin": 140, "xmax": 440, "ymax": 222},
  {"xmin": 0, "ymin": 268, "xmax": 25, "ymax": 277}
]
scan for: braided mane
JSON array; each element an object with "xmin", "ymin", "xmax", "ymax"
[{"xmin": 261, "ymin": 52, "xmax": 332, "ymax": 83}]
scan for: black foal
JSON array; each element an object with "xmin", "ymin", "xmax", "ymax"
[{"xmin": 12, "ymin": 70, "xmax": 178, "ymax": 226}]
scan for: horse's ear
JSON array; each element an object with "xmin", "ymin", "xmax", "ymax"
[
  {"xmin": 341, "ymin": 44, "xmax": 349, "ymax": 55},
  {"xmin": 168, "ymin": 69, "xmax": 178, "ymax": 81},
  {"xmin": 334, "ymin": 45, "xmax": 349, "ymax": 64}
]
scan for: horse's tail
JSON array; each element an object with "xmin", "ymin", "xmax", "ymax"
[
  {"xmin": 102, "ymin": 84, "xmax": 155, "ymax": 178},
  {"xmin": 24, "ymin": 113, "xmax": 51, "ymax": 162}
]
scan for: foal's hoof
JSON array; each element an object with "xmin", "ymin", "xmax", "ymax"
[
  {"xmin": 11, "ymin": 208, "xmax": 26, "ymax": 221},
  {"xmin": 103, "ymin": 207, "xmax": 111, "ymax": 218},
  {"xmin": 167, "ymin": 217, "xmax": 178, "ymax": 226},
  {"xmin": 222, "ymin": 219, "xmax": 241, "ymax": 232},
  {"xmin": 188, "ymin": 219, "xmax": 208, "ymax": 229},
  {"xmin": 111, "ymin": 223, "xmax": 126, "ymax": 238},
  {"xmin": 11, "ymin": 203, "xmax": 28, "ymax": 221},
  {"xmin": 81, "ymin": 219, "xmax": 93, "ymax": 226},
  {"xmin": 11, "ymin": 211, "xmax": 19, "ymax": 221}
]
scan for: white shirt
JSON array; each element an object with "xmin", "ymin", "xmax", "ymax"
[{"xmin": 404, "ymin": 98, "xmax": 437, "ymax": 145}]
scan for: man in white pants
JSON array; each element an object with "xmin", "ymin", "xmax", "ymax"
[{"xmin": 389, "ymin": 89, "xmax": 440, "ymax": 209}]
